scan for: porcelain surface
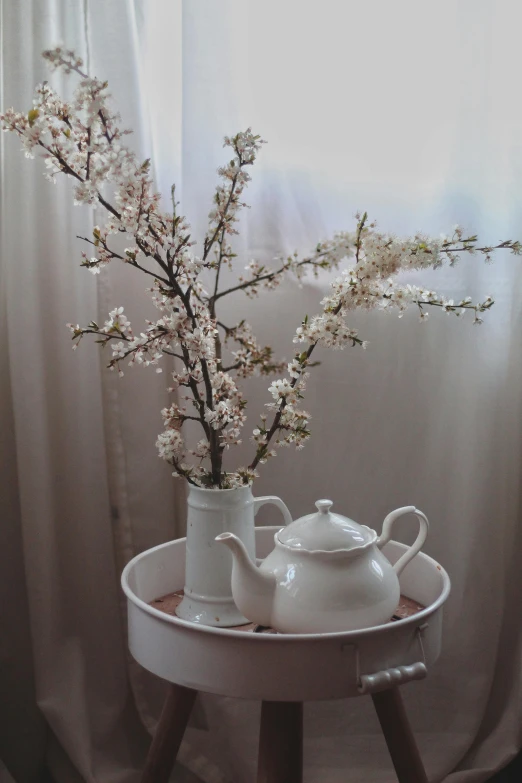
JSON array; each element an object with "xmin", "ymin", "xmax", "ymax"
[
  {"xmin": 176, "ymin": 485, "xmax": 292, "ymax": 627},
  {"xmin": 216, "ymin": 499, "xmax": 429, "ymax": 633}
]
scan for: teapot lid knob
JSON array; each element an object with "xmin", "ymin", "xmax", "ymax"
[{"xmin": 315, "ymin": 499, "xmax": 333, "ymax": 514}]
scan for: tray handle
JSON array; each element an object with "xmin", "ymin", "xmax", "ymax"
[
  {"xmin": 358, "ymin": 661, "xmax": 427, "ymax": 694},
  {"xmin": 344, "ymin": 624, "xmax": 429, "ymax": 695}
]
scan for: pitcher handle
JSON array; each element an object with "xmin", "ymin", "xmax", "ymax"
[
  {"xmin": 254, "ymin": 496, "xmax": 292, "ymax": 526},
  {"xmin": 376, "ymin": 506, "xmax": 429, "ymax": 577}
]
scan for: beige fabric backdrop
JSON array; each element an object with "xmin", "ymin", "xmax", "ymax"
[
  {"xmin": 1, "ymin": 1, "xmax": 522, "ymax": 782},
  {"xmin": 0, "ymin": 1, "xmax": 188, "ymax": 781}
]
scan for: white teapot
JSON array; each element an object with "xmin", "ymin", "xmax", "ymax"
[{"xmin": 216, "ymin": 499, "xmax": 429, "ymax": 633}]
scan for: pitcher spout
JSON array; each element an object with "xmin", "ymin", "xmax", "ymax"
[{"xmin": 215, "ymin": 532, "xmax": 275, "ymax": 627}]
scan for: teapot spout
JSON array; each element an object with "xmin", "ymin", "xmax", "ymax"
[{"xmin": 216, "ymin": 532, "xmax": 275, "ymax": 627}]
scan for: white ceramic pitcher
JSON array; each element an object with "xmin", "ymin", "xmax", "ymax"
[{"xmin": 176, "ymin": 484, "xmax": 292, "ymax": 627}]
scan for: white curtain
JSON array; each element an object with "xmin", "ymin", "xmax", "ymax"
[
  {"xmin": 0, "ymin": 2, "xmax": 187, "ymax": 782},
  {"xmin": 2, "ymin": 1, "xmax": 522, "ymax": 782}
]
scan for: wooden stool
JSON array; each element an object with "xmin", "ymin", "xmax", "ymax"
[{"xmin": 122, "ymin": 528, "xmax": 450, "ymax": 783}]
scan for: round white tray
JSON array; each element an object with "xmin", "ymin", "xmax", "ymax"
[{"xmin": 122, "ymin": 526, "xmax": 450, "ymax": 702}]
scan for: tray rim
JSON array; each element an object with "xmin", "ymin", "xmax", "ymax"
[{"xmin": 121, "ymin": 529, "xmax": 451, "ymax": 643}]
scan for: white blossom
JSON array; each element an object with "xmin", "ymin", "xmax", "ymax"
[{"xmin": 2, "ymin": 48, "xmax": 518, "ymax": 488}]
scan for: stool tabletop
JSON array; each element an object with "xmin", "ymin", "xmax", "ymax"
[{"xmin": 122, "ymin": 526, "xmax": 450, "ymax": 701}]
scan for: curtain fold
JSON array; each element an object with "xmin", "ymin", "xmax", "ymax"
[
  {"xmin": 0, "ymin": 1, "xmax": 184, "ymax": 781},
  {"xmin": 1, "ymin": 1, "xmax": 521, "ymax": 782}
]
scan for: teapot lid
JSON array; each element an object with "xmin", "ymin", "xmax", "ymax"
[{"xmin": 277, "ymin": 499, "xmax": 376, "ymax": 553}]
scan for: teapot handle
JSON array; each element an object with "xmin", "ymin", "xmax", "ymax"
[
  {"xmin": 254, "ymin": 495, "xmax": 292, "ymax": 526},
  {"xmin": 376, "ymin": 506, "xmax": 429, "ymax": 577}
]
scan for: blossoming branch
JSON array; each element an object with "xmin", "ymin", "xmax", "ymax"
[{"xmin": 2, "ymin": 47, "xmax": 520, "ymax": 488}]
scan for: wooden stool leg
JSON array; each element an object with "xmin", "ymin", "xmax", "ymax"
[
  {"xmin": 372, "ymin": 687, "xmax": 428, "ymax": 783},
  {"xmin": 257, "ymin": 701, "xmax": 303, "ymax": 783},
  {"xmin": 141, "ymin": 683, "xmax": 197, "ymax": 783}
]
